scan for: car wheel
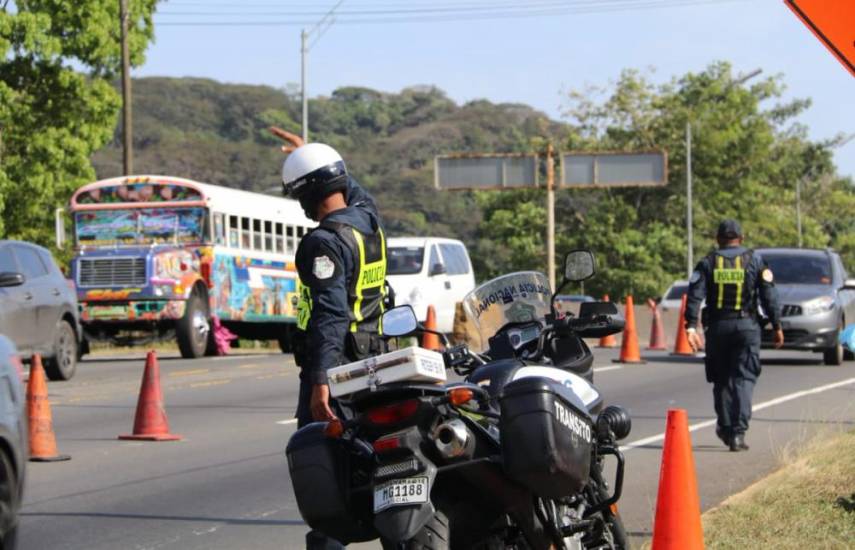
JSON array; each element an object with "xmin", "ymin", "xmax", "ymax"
[
  {"xmin": 176, "ymin": 290, "xmax": 210, "ymax": 359},
  {"xmin": 45, "ymin": 319, "xmax": 78, "ymax": 381},
  {"xmin": 0, "ymin": 450, "xmax": 19, "ymax": 550},
  {"xmin": 823, "ymin": 323, "xmax": 844, "ymax": 366}
]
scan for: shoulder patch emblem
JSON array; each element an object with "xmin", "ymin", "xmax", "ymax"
[
  {"xmin": 313, "ymin": 255, "xmax": 335, "ymax": 280},
  {"xmin": 762, "ymin": 269, "xmax": 774, "ymax": 283}
]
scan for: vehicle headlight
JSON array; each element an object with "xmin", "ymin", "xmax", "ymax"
[{"xmin": 802, "ymin": 296, "xmax": 835, "ymax": 316}]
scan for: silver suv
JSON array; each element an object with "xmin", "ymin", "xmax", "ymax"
[
  {"xmin": 0, "ymin": 240, "xmax": 81, "ymax": 380},
  {"xmin": 756, "ymin": 248, "xmax": 855, "ymax": 365},
  {"xmin": 0, "ymin": 335, "xmax": 26, "ymax": 548}
]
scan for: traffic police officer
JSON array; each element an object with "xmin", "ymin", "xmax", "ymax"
[
  {"xmin": 685, "ymin": 220, "xmax": 784, "ymax": 451},
  {"xmin": 283, "ymin": 143, "xmax": 386, "ymax": 550}
]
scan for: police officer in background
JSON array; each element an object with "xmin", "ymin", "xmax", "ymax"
[
  {"xmin": 685, "ymin": 220, "xmax": 784, "ymax": 452},
  {"xmin": 282, "ymin": 142, "xmax": 387, "ymax": 549}
]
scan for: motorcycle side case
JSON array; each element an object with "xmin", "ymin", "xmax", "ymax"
[
  {"xmin": 499, "ymin": 377, "xmax": 594, "ymax": 498},
  {"xmin": 285, "ymin": 422, "xmax": 377, "ymax": 543}
]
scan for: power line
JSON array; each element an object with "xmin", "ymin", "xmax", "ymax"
[
  {"xmin": 155, "ymin": 0, "xmax": 749, "ymax": 27},
  {"xmin": 156, "ymin": 0, "xmax": 670, "ymax": 15}
]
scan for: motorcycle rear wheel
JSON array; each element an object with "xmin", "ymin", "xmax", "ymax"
[{"xmin": 380, "ymin": 510, "xmax": 449, "ymax": 550}]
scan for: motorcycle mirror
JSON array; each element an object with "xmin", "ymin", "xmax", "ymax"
[
  {"xmin": 381, "ymin": 305, "xmax": 419, "ymax": 337},
  {"xmin": 564, "ymin": 250, "xmax": 596, "ymax": 283}
]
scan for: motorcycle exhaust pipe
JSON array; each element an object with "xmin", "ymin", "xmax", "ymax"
[{"xmin": 432, "ymin": 419, "xmax": 474, "ymax": 459}]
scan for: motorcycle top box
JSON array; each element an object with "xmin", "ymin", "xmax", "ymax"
[
  {"xmin": 327, "ymin": 346, "xmax": 447, "ymax": 398},
  {"xmin": 499, "ymin": 376, "xmax": 594, "ymax": 498}
]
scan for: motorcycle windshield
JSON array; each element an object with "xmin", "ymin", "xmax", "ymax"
[{"xmin": 462, "ymin": 271, "xmax": 552, "ymax": 352}]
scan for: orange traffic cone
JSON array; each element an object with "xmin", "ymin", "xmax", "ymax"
[
  {"xmin": 119, "ymin": 351, "xmax": 182, "ymax": 441},
  {"xmin": 614, "ymin": 296, "xmax": 645, "ymax": 364},
  {"xmin": 421, "ymin": 305, "xmax": 442, "ymax": 351},
  {"xmin": 27, "ymin": 354, "xmax": 71, "ymax": 462},
  {"xmin": 647, "ymin": 298, "xmax": 668, "ymax": 351},
  {"xmin": 651, "ymin": 409, "xmax": 704, "ymax": 550},
  {"xmin": 597, "ymin": 295, "xmax": 619, "ymax": 348},
  {"xmin": 672, "ymin": 294, "xmax": 695, "ymax": 356}
]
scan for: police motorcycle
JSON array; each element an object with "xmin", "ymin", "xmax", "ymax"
[{"xmin": 286, "ymin": 250, "xmax": 632, "ymax": 549}]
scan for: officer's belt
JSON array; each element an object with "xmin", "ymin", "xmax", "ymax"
[{"xmin": 707, "ymin": 310, "xmax": 754, "ymax": 322}]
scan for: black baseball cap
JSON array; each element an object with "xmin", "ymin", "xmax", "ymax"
[{"xmin": 717, "ymin": 219, "xmax": 742, "ymax": 239}]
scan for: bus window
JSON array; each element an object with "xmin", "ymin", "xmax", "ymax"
[
  {"xmin": 229, "ymin": 216, "xmax": 239, "ymax": 248},
  {"xmin": 241, "ymin": 217, "xmax": 250, "ymax": 249},
  {"xmin": 264, "ymin": 221, "xmax": 273, "ymax": 252},
  {"xmin": 274, "ymin": 223, "xmax": 284, "ymax": 254},
  {"xmin": 214, "ymin": 213, "xmax": 225, "ymax": 245},
  {"xmin": 253, "ymin": 219, "xmax": 262, "ymax": 250},
  {"xmin": 286, "ymin": 226, "xmax": 295, "ymax": 254}
]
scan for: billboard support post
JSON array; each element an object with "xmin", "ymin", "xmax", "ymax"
[{"xmin": 546, "ymin": 144, "xmax": 556, "ymax": 290}]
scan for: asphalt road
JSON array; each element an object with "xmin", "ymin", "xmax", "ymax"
[{"xmin": 17, "ymin": 346, "xmax": 855, "ymax": 549}]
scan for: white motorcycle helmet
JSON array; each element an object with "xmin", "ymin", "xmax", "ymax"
[{"xmin": 281, "ymin": 143, "xmax": 348, "ymax": 220}]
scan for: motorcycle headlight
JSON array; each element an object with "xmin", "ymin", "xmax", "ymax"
[{"xmin": 802, "ymin": 296, "xmax": 835, "ymax": 316}]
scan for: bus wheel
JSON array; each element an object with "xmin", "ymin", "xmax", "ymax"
[{"xmin": 177, "ymin": 291, "xmax": 210, "ymax": 359}]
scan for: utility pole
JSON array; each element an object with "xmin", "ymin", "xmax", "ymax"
[
  {"xmin": 300, "ymin": 29, "xmax": 308, "ymax": 143},
  {"xmin": 300, "ymin": 0, "xmax": 345, "ymax": 143},
  {"xmin": 546, "ymin": 144, "xmax": 556, "ymax": 291},
  {"xmin": 120, "ymin": 0, "xmax": 133, "ymax": 175},
  {"xmin": 686, "ymin": 121, "xmax": 693, "ymax": 278},
  {"xmin": 796, "ymin": 177, "xmax": 803, "ymax": 248}
]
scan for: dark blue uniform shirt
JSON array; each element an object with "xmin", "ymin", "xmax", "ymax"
[
  {"xmin": 295, "ymin": 177, "xmax": 381, "ymax": 385},
  {"xmin": 685, "ymin": 245, "xmax": 782, "ymax": 329}
]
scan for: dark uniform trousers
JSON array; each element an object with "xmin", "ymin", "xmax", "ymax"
[{"xmin": 705, "ymin": 317, "xmax": 762, "ymax": 436}]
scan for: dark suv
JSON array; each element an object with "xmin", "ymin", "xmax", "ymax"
[
  {"xmin": 756, "ymin": 248, "xmax": 855, "ymax": 365},
  {"xmin": 0, "ymin": 240, "xmax": 81, "ymax": 380}
]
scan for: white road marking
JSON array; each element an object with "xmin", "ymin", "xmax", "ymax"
[
  {"xmin": 619, "ymin": 376, "xmax": 855, "ymax": 452},
  {"xmin": 594, "ymin": 365, "xmax": 623, "ymax": 373},
  {"xmin": 276, "ymin": 419, "xmax": 299, "ymax": 425}
]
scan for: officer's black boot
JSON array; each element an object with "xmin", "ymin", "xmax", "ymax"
[
  {"xmin": 715, "ymin": 426, "xmax": 731, "ymax": 447},
  {"xmin": 729, "ymin": 433, "xmax": 749, "ymax": 452}
]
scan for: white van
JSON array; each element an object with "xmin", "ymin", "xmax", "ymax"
[{"xmin": 386, "ymin": 237, "xmax": 476, "ymax": 333}]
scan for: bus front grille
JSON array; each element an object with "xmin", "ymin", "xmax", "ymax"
[{"xmin": 78, "ymin": 257, "xmax": 147, "ymax": 288}]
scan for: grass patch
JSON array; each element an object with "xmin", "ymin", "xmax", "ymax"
[{"xmin": 702, "ymin": 429, "xmax": 855, "ymax": 549}]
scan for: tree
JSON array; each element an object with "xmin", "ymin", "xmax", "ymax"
[{"xmin": 0, "ymin": 0, "xmax": 158, "ymax": 245}]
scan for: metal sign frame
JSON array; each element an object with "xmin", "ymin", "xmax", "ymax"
[
  {"xmin": 434, "ymin": 153, "xmax": 540, "ymax": 191},
  {"xmin": 559, "ymin": 150, "xmax": 668, "ymax": 189}
]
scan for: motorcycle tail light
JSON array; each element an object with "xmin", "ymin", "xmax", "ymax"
[
  {"xmin": 372, "ymin": 435, "xmax": 402, "ymax": 453},
  {"xmin": 365, "ymin": 399, "xmax": 420, "ymax": 426}
]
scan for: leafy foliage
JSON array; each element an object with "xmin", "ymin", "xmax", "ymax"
[{"xmin": 0, "ymin": 0, "xmax": 158, "ymax": 246}]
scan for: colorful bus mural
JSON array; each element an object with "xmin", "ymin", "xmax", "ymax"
[{"xmin": 65, "ymin": 176, "xmax": 315, "ymax": 358}]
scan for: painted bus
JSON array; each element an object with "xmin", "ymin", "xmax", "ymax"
[{"xmin": 62, "ymin": 175, "xmax": 315, "ymax": 358}]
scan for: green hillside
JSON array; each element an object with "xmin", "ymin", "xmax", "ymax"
[{"xmin": 90, "ymin": 67, "xmax": 854, "ymax": 298}]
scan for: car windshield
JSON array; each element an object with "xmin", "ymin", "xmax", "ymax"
[
  {"xmin": 462, "ymin": 271, "xmax": 552, "ymax": 352},
  {"xmin": 666, "ymin": 284, "xmax": 688, "ymax": 300},
  {"xmin": 75, "ymin": 207, "xmax": 206, "ymax": 245},
  {"xmin": 387, "ymin": 246, "xmax": 424, "ymax": 275},
  {"xmin": 762, "ymin": 253, "xmax": 833, "ymax": 285}
]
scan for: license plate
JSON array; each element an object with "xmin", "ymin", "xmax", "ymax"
[{"xmin": 373, "ymin": 477, "xmax": 429, "ymax": 512}]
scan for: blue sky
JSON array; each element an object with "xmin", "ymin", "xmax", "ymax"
[{"xmin": 139, "ymin": 0, "xmax": 854, "ymax": 177}]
